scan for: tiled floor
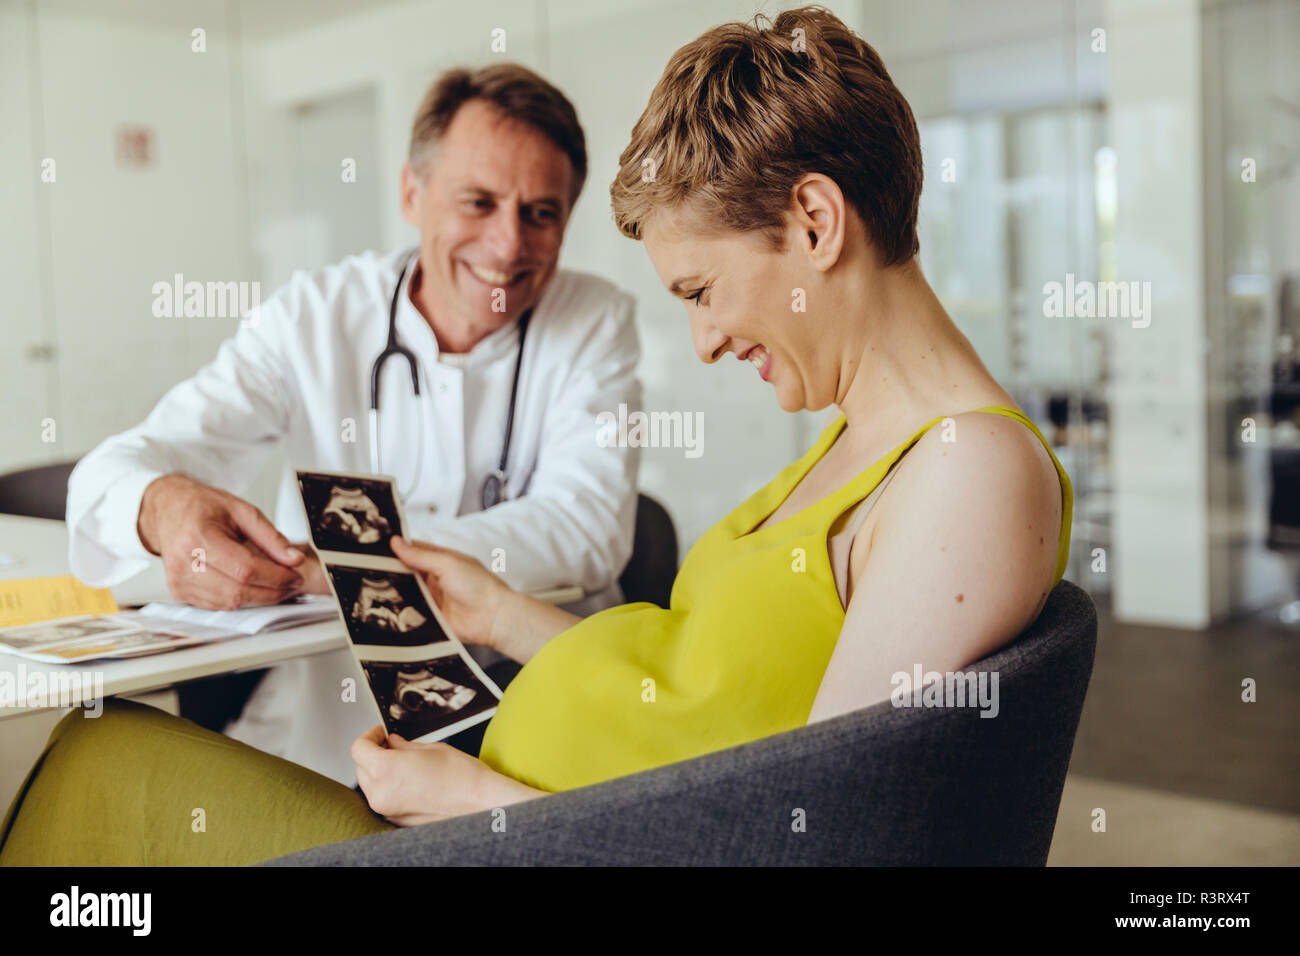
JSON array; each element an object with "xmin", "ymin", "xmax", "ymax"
[
  {"xmin": 1069, "ymin": 596, "xmax": 1300, "ymax": 816},
  {"xmin": 1049, "ymin": 774, "xmax": 1300, "ymax": 865},
  {"xmin": 1046, "ymin": 589, "xmax": 1300, "ymax": 865}
]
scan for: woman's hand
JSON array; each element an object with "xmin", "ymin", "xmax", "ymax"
[
  {"xmin": 351, "ymin": 725, "xmax": 545, "ymax": 827},
  {"xmin": 288, "ymin": 542, "xmax": 330, "ymax": 596},
  {"xmin": 390, "ymin": 535, "xmax": 515, "ymax": 651}
]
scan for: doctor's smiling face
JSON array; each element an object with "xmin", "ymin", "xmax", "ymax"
[{"xmin": 400, "ymin": 97, "xmax": 575, "ymax": 354}]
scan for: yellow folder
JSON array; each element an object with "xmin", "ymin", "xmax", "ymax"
[{"xmin": 0, "ymin": 575, "xmax": 119, "ymax": 628}]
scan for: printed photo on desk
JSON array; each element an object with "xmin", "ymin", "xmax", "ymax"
[
  {"xmin": 0, "ymin": 597, "xmax": 338, "ymax": 664},
  {"xmin": 295, "ymin": 469, "xmax": 503, "ymax": 742},
  {"xmin": 0, "ymin": 614, "xmax": 220, "ymax": 663},
  {"xmin": 0, "ymin": 616, "xmax": 137, "ymax": 649}
]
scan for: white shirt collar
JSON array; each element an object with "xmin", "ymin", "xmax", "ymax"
[{"xmin": 395, "ymin": 253, "xmax": 528, "ymax": 370}]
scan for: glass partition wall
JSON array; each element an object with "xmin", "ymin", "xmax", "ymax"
[
  {"xmin": 918, "ymin": 103, "xmax": 1112, "ymax": 603},
  {"xmin": 1210, "ymin": 0, "xmax": 1300, "ymax": 623}
]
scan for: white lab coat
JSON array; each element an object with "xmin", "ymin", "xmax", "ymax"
[{"xmin": 66, "ymin": 245, "xmax": 642, "ymax": 784}]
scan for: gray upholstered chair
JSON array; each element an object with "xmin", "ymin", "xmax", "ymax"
[{"xmin": 262, "ymin": 578, "xmax": 1096, "ymax": 866}]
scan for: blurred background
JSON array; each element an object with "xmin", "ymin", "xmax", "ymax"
[{"xmin": 1, "ymin": 0, "xmax": 1297, "ymax": 864}]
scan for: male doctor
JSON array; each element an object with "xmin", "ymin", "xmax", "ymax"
[{"xmin": 66, "ymin": 64, "xmax": 642, "ymax": 785}]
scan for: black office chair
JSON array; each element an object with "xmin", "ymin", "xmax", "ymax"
[
  {"xmin": 617, "ymin": 493, "xmax": 678, "ymax": 608},
  {"xmin": 179, "ymin": 492, "xmax": 682, "ymax": 733},
  {"xmin": 0, "ymin": 460, "xmax": 78, "ymax": 520}
]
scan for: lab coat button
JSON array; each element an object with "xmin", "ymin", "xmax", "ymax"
[
  {"xmin": 438, "ymin": 383, "xmax": 448, "ymax": 393},
  {"xmin": 426, "ymin": 503, "xmax": 438, "ymax": 513}
]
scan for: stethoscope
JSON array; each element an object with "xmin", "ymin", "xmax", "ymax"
[{"xmin": 369, "ymin": 253, "xmax": 531, "ymax": 508}]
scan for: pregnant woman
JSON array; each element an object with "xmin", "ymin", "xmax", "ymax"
[{"xmin": 1, "ymin": 6, "xmax": 1071, "ymax": 865}]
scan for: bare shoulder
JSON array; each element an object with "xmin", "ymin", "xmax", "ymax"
[
  {"xmin": 884, "ymin": 408, "xmax": 1061, "ymax": 525},
  {"xmin": 813, "ymin": 409, "xmax": 1066, "ymax": 724},
  {"xmin": 857, "ymin": 407, "xmax": 1063, "ymax": 626}
]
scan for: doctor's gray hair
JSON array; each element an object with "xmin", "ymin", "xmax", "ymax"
[{"xmin": 409, "ymin": 63, "xmax": 588, "ymax": 204}]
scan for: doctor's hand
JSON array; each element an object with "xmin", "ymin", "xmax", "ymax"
[
  {"xmin": 137, "ymin": 473, "xmax": 309, "ymax": 610},
  {"xmin": 390, "ymin": 535, "xmax": 514, "ymax": 651}
]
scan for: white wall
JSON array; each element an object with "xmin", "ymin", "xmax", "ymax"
[
  {"xmin": 246, "ymin": 0, "xmax": 546, "ymax": 256},
  {"xmin": 0, "ymin": 0, "xmax": 249, "ymax": 484},
  {"xmin": 0, "ymin": 3, "xmax": 56, "ymax": 472}
]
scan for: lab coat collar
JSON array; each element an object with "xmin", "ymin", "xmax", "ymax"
[{"xmin": 394, "ymin": 250, "xmax": 528, "ymax": 371}]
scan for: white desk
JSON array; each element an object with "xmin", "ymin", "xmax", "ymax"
[
  {"xmin": 0, "ymin": 514, "xmax": 583, "ymax": 718},
  {"xmin": 0, "ymin": 514, "xmax": 350, "ymax": 718}
]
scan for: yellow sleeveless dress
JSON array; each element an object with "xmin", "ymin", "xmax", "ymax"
[{"xmin": 478, "ymin": 405, "xmax": 1073, "ymax": 792}]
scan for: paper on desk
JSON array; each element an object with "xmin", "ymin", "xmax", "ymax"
[
  {"xmin": 0, "ymin": 596, "xmax": 338, "ymax": 663},
  {"xmin": 0, "ymin": 575, "xmax": 119, "ymax": 628},
  {"xmin": 135, "ymin": 594, "xmax": 338, "ymax": 634},
  {"xmin": 0, "ymin": 613, "xmax": 239, "ymax": 663}
]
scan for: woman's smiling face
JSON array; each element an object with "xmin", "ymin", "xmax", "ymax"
[{"xmin": 642, "ymin": 209, "xmax": 841, "ymax": 414}]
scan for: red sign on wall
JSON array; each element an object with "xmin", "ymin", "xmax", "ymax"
[{"xmin": 115, "ymin": 125, "xmax": 154, "ymax": 167}]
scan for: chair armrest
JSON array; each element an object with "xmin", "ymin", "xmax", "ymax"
[
  {"xmin": 261, "ymin": 580, "xmax": 1095, "ymax": 867},
  {"xmin": 259, "ymin": 700, "xmax": 896, "ymax": 867}
]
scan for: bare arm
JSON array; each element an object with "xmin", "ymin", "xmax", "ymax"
[
  {"xmin": 390, "ymin": 536, "xmax": 580, "ymax": 665},
  {"xmin": 489, "ymin": 589, "xmax": 582, "ymax": 665},
  {"xmin": 808, "ymin": 414, "xmax": 1063, "ymax": 725}
]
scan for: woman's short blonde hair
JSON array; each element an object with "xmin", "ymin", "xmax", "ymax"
[{"xmin": 610, "ymin": 5, "xmax": 922, "ymax": 266}]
